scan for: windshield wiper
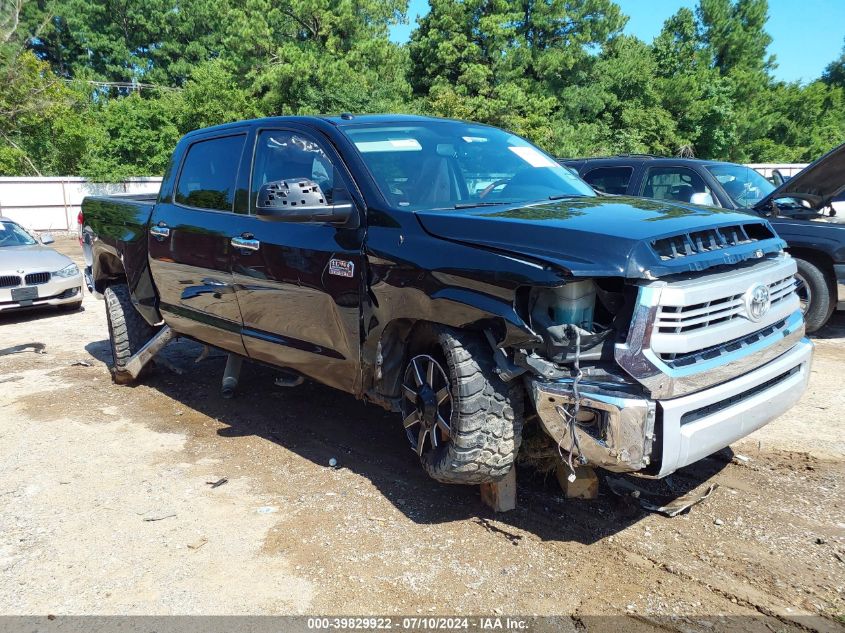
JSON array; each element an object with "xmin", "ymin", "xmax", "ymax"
[{"xmin": 453, "ymin": 201, "xmax": 512, "ymax": 209}]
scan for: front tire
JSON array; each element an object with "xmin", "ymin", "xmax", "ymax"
[
  {"xmin": 794, "ymin": 258, "xmax": 834, "ymax": 334},
  {"xmin": 104, "ymin": 284, "xmax": 157, "ymax": 384},
  {"xmin": 400, "ymin": 325, "xmax": 523, "ymax": 485}
]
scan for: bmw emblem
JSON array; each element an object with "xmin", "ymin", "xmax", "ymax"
[{"xmin": 745, "ymin": 284, "xmax": 771, "ymax": 322}]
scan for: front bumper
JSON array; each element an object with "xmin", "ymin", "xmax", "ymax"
[
  {"xmin": 530, "ymin": 338, "xmax": 814, "ymax": 477},
  {"xmin": 0, "ymin": 274, "xmax": 83, "ymax": 312}
]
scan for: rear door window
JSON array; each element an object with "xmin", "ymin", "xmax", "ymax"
[
  {"xmin": 642, "ymin": 167, "xmax": 717, "ymax": 205},
  {"xmin": 175, "ymin": 135, "xmax": 246, "ymax": 211},
  {"xmin": 582, "ymin": 166, "xmax": 633, "ymax": 194}
]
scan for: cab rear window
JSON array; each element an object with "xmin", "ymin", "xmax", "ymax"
[{"xmin": 175, "ymin": 135, "xmax": 246, "ymax": 211}]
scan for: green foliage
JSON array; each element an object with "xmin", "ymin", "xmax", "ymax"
[
  {"xmin": 1, "ymin": 0, "xmax": 843, "ymax": 179},
  {"xmin": 823, "ymin": 39, "xmax": 845, "ymax": 88}
]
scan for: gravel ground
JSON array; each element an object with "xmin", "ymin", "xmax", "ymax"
[{"xmin": 0, "ymin": 239, "xmax": 842, "ymax": 630}]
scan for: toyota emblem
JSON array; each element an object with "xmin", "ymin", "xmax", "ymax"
[{"xmin": 745, "ymin": 284, "xmax": 771, "ymax": 322}]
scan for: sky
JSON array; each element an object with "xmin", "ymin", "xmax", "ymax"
[{"xmin": 389, "ymin": 0, "xmax": 845, "ymax": 84}]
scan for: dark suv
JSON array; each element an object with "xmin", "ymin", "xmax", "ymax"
[{"xmin": 561, "ymin": 153, "xmax": 845, "ymax": 333}]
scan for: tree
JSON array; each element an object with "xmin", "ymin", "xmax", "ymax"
[
  {"xmin": 408, "ymin": 0, "xmax": 626, "ymax": 153},
  {"xmin": 651, "ymin": 7, "xmax": 737, "ymax": 158},
  {"xmin": 79, "ymin": 90, "xmax": 181, "ymax": 180},
  {"xmin": 823, "ymin": 39, "xmax": 845, "ymax": 88},
  {"xmin": 0, "ymin": 0, "xmax": 92, "ymax": 175},
  {"xmin": 1, "ymin": 0, "xmax": 844, "ymax": 177},
  {"xmin": 697, "ymin": 0, "xmax": 773, "ymax": 74}
]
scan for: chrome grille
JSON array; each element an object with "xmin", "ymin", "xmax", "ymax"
[
  {"xmin": 615, "ymin": 253, "xmax": 804, "ymax": 399},
  {"xmin": 652, "ymin": 223, "xmax": 775, "ymax": 261},
  {"xmin": 656, "ymin": 271, "xmax": 797, "ymax": 335},
  {"xmin": 660, "ymin": 317, "xmax": 789, "ymax": 366},
  {"xmin": 24, "ymin": 272, "xmax": 50, "ymax": 285},
  {"xmin": 0, "ymin": 275, "xmax": 20, "ymax": 288}
]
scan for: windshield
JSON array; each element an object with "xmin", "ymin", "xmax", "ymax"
[
  {"xmin": 342, "ymin": 121, "xmax": 594, "ymax": 210},
  {"xmin": 706, "ymin": 164, "xmax": 775, "ymax": 209},
  {"xmin": 0, "ymin": 220, "xmax": 37, "ymax": 247}
]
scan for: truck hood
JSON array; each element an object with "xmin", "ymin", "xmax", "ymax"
[
  {"xmin": 0, "ymin": 244, "xmax": 73, "ymax": 274},
  {"xmin": 755, "ymin": 141, "xmax": 845, "ymax": 211},
  {"xmin": 415, "ymin": 196, "xmax": 785, "ymax": 279}
]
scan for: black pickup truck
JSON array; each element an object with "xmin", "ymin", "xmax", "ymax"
[
  {"xmin": 80, "ymin": 114, "xmax": 813, "ymax": 487},
  {"xmin": 561, "ymin": 146, "xmax": 845, "ymax": 332}
]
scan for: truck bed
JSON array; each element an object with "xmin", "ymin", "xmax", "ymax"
[{"xmin": 81, "ymin": 194, "xmax": 157, "ymax": 323}]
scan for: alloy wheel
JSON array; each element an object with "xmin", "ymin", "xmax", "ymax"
[{"xmin": 400, "ymin": 354, "xmax": 453, "ymax": 456}]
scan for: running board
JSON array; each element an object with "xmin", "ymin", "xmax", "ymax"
[{"xmin": 124, "ymin": 326, "xmax": 175, "ymax": 379}]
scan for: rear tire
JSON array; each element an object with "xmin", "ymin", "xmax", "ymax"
[
  {"xmin": 794, "ymin": 258, "xmax": 834, "ymax": 334},
  {"xmin": 104, "ymin": 284, "xmax": 157, "ymax": 384},
  {"xmin": 401, "ymin": 324, "xmax": 524, "ymax": 485}
]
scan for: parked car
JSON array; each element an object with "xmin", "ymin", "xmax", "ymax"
[
  {"xmin": 80, "ymin": 115, "xmax": 812, "ymax": 489},
  {"xmin": 562, "ymin": 148, "xmax": 845, "ymax": 332},
  {"xmin": 0, "ymin": 217, "xmax": 83, "ymax": 313}
]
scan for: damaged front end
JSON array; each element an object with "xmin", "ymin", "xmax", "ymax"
[
  {"xmin": 530, "ymin": 378, "xmax": 656, "ymax": 472},
  {"xmin": 514, "ymin": 277, "xmax": 658, "ymax": 473},
  {"xmin": 513, "ymin": 249, "xmax": 810, "ymax": 477}
]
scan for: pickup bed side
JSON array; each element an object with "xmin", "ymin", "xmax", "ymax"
[{"xmin": 82, "ymin": 194, "xmax": 161, "ymax": 327}]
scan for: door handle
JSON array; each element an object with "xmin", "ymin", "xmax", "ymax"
[
  {"xmin": 231, "ymin": 236, "xmax": 260, "ymax": 251},
  {"xmin": 150, "ymin": 225, "xmax": 170, "ymax": 239}
]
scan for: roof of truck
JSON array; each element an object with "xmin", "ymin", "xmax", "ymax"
[{"xmin": 182, "ymin": 114, "xmax": 476, "ymax": 139}]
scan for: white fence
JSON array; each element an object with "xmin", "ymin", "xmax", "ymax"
[
  {"xmin": 746, "ymin": 163, "xmax": 808, "ymax": 180},
  {"xmin": 0, "ymin": 177, "xmax": 162, "ymax": 233}
]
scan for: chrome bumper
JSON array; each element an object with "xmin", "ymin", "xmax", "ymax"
[
  {"xmin": 529, "ymin": 338, "xmax": 814, "ymax": 477},
  {"xmin": 835, "ymin": 264, "xmax": 845, "ymax": 310}
]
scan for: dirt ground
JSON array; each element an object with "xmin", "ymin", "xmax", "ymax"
[{"xmin": 0, "ymin": 238, "xmax": 843, "ymax": 629}]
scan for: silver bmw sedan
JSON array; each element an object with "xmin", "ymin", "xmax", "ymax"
[{"xmin": 0, "ymin": 217, "xmax": 83, "ymax": 313}]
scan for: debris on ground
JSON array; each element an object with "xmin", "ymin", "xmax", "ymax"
[
  {"xmin": 256, "ymin": 506, "xmax": 277, "ymax": 514},
  {"xmin": 70, "ymin": 360, "xmax": 92, "ymax": 367},
  {"xmin": 154, "ymin": 357, "xmax": 185, "ymax": 375},
  {"xmin": 328, "ymin": 457, "xmax": 338, "ymax": 468},
  {"xmin": 206, "ymin": 477, "xmax": 228, "ymax": 488},
  {"xmin": 606, "ymin": 476, "xmax": 718, "ymax": 517},
  {"xmin": 142, "ymin": 513, "xmax": 176, "ymax": 522},
  {"xmin": 187, "ymin": 537, "xmax": 208, "ymax": 550}
]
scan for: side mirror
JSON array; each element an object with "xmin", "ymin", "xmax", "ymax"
[
  {"xmin": 40, "ymin": 233, "xmax": 55, "ymax": 245},
  {"xmin": 690, "ymin": 192, "xmax": 715, "ymax": 206},
  {"xmin": 255, "ymin": 179, "xmax": 356, "ymax": 225}
]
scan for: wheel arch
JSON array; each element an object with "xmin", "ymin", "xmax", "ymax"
[
  {"xmin": 787, "ymin": 247, "xmax": 836, "ymax": 279},
  {"xmin": 91, "ymin": 246, "xmax": 162, "ymax": 327},
  {"xmin": 368, "ymin": 316, "xmax": 513, "ymax": 404},
  {"xmin": 92, "ymin": 249, "xmax": 127, "ymax": 294}
]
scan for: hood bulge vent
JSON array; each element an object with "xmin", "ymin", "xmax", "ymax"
[{"xmin": 651, "ymin": 223, "xmax": 775, "ymax": 261}]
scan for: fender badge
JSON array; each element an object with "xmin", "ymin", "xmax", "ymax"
[{"xmin": 329, "ymin": 259, "xmax": 354, "ymax": 278}]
